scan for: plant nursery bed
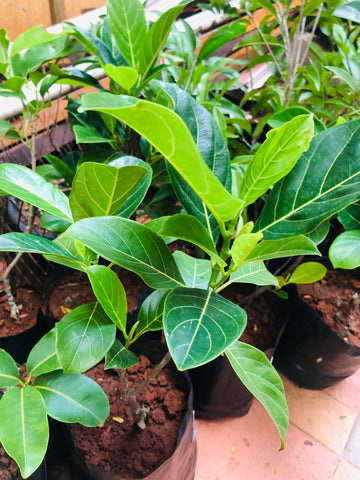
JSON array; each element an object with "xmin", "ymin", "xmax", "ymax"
[{"xmin": 70, "ymin": 355, "xmax": 189, "ymax": 478}]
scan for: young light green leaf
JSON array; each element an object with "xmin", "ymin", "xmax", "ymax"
[
  {"xmin": 0, "ymin": 119, "xmax": 14, "ymax": 136},
  {"xmin": 226, "ymin": 341, "xmax": 289, "ymax": 449},
  {"xmin": 105, "ymin": 339, "xmax": 138, "ymax": 369},
  {"xmin": 56, "ymin": 303, "xmax": 116, "ymax": 374},
  {"xmin": 0, "ymin": 349, "xmax": 19, "ymax": 387},
  {"xmin": 238, "ymin": 115, "xmax": 314, "ymax": 207},
  {"xmin": 231, "ymin": 232, "xmax": 263, "ymax": 269},
  {"xmin": 105, "ymin": 65, "xmax": 138, "ymax": 91},
  {"xmin": 73, "ymin": 125, "xmax": 114, "ymax": 144},
  {"xmin": 146, "ymin": 214, "xmax": 225, "ymax": 267},
  {"xmin": 173, "ymin": 250, "xmax": 212, "ymax": 290},
  {"xmin": 229, "ymin": 260, "xmax": 279, "ymax": 287},
  {"xmin": 0, "ymin": 164, "xmax": 72, "ymax": 222},
  {"xmin": 107, "ymin": 0, "xmax": 147, "ymax": 68},
  {"xmin": 78, "ymin": 92, "xmax": 242, "ymax": 225},
  {"xmin": 11, "ymin": 26, "xmax": 63, "ymax": 56},
  {"xmin": 164, "ymin": 288, "xmax": 247, "ymax": 370},
  {"xmin": 0, "ymin": 386, "xmax": 49, "ymax": 478},
  {"xmin": 247, "ymin": 236, "xmax": 320, "ymax": 261},
  {"xmin": 27, "ymin": 329, "xmax": 60, "ymax": 378},
  {"xmin": 329, "ymin": 231, "xmax": 360, "ymax": 269},
  {"xmin": 339, "ymin": 204, "xmax": 360, "ymax": 230},
  {"xmin": 134, "ymin": 289, "xmax": 168, "ymax": 340},
  {"xmin": 255, "ymin": 120, "xmax": 360, "ymax": 238},
  {"xmin": 87, "ymin": 265, "xmax": 127, "ymax": 333},
  {"xmin": 34, "ymin": 370, "xmax": 109, "ymax": 426},
  {"xmin": 287, "ymin": 262, "xmax": 327, "ymax": 284},
  {"xmin": 69, "ymin": 162, "xmax": 148, "ymax": 221},
  {"xmin": 64, "ymin": 216, "xmax": 185, "ymax": 289}
]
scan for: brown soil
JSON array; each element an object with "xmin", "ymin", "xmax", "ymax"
[
  {"xmin": 298, "ymin": 270, "xmax": 360, "ymax": 348},
  {"xmin": 71, "ymin": 354, "xmax": 188, "ymax": 479},
  {"xmin": 0, "ymin": 258, "xmax": 40, "ymax": 337},
  {"xmin": 0, "ymin": 445, "xmax": 22, "ymax": 480}
]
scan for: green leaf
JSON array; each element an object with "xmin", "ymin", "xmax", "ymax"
[
  {"xmin": 0, "ymin": 28, "xmax": 10, "ymax": 66},
  {"xmin": 56, "ymin": 303, "xmax": 116, "ymax": 374},
  {"xmin": 108, "ymin": 156, "xmax": 152, "ymax": 218},
  {"xmin": 308, "ymin": 221, "xmax": 331, "ymax": 245},
  {"xmin": 105, "ymin": 339, "xmax": 138, "ymax": 369},
  {"xmin": 0, "ymin": 349, "xmax": 19, "ymax": 387},
  {"xmin": 34, "ymin": 370, "xmax": 109, "ymax": 426},
  {"xmin": 287, "ymin": 262, "xmax": 327, "ymax": 284},
  {"xmin": 40, "ymin": 212, "xmax": 71, "ymax": 234},
  {"xmin": 146, "ymin": 214, "xmax": 225, "ymax": 267},
  {"xmin": 0, "ymin": 119, "xmax": 14, "ymax": 136},
  {"xmin": 87, "ymin": 265, "xmax": 127, "ymax": 333},
  {"xmin": 247, "ymin": 236, "xmax": 320, "ymax": 261},
  {"xmin": 326, "ymin": 66, "xmax": 360, "ymax": 95},
  {"xmin": 255, "ymin": 120, "xmax": 360, "ymax": 238},
  {"xmin": 0, "ymin": 386, "xmax": 48, "ymax": 478},
  {"xmin": 44, "ymin": 154, "xmax": 75, "ymax": 186},
  {"xmin": 105, "ymin": 65, "xmax": 138, "ymax": 91},
  {"xmin": 268, "ymin": 108, "xmax": 324, "ymax": 134},
  {"xmin": 69, "ymin": 162, "xmax": 148, "ymax": 221},
  {"xmin": 73, "ymin": 125, "xmax": 114, "ymax": 144},
  {"xmin": 107, "ymin": 0, "xmax": 147, "ymax": 68},
  {"xmin": 226, "ymin": 342, "xmax": 289, "ymax": 449},
  {"xmin": 229, "ymin": 260, "xmax": 279, "ymax": 287},
  {"xmin": 64, "ymin": 216, "xmax": 185, "ymax": 289},
  {"xmin": 0, "ymin": 163, "xmax": 72, "ymax": 221},
  {"xmin": 43, "ymin": 235, "xmax": 91, "ymax": 272},
  {"xmin": 173, "ymin": 251, "xmax": 212, "ymax": 290},
  {"xmin": 339, "ymin": 204, "xmax": 360, "ymax": 230},
  {"xmin": 139, "ymin": 3, "xmax": 187, "ymax": 78},
  {"xmin": 231, "ymin": 232, "xmax": 263, "ymax": 268},
  {"xmin": 198, "ymin": 20, "xmax": 246, "ymax": 61},
  {"xmin": 334, "ymin": 2, "xmax": 360, "ymax": 23},
  {"xmin": 11, "ymin": 26, "xmax": 62, "ymax": 57},
  {"xmin": 27, "ymin": 330, "xmax": 60, "ymax": 378},
  {"xmin": 237, "ymin": 33, "xmax": 282, "ymax": 48},
  {"xmin": 238, "ymin": 115, "xmax": 314, "ymax": 207},
  {"xmin": 78, "ymin": 92, "xmax": 241, "ymax": 225},
  {"xmin": 329, "ymin": 230, "xmax": 360, "ymax": 269},
  {"xmin": 164, "ymin": 288, "xmax": 247, "ymax": 370},
  {"xmin": 134, "ymin": 289, "xmax": 168, "ymax": 340}
]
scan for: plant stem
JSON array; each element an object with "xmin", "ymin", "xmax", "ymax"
[{"xmin": 184, "ymin": 53, "xmax": 199, "ymax": 93}]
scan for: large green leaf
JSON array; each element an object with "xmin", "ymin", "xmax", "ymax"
[
  {"xmin": 238, "ymin": 115, "xmax": 314, "ymax": 207},
  {"xmin": 334, "ymin": 1, "xmax": 360, "ymax": 22},
  {"xmin": 229, "ymin": 260, "xmax": 279, "ymax": 287},
  {"xmin": 339, "ymin": 203, "xmax": 360, "ymax": 230},
  {"xmin": 69, "ymin": 162, "xmax": 148, "ymax": 221},
  {"xmin": 247, "ymin": 235, "xmax": 320, "ymax": 261},
  {"xmin": 64, "ymin": 216, "xmax": 185, "ymax": 289},
  {"xmin": 0, "ymin": 164, "xmax": 72, "ymax": 222},
  {"xmin": 34, "ymin": 370, "xmax": 109, "ymax": 426},
  {"xmin": 133, "ymin": 289, "xmax": 168, "ymax": 340},
  {"xmin": 105, "ymin": 339, "xmax": 138, "ymax": 369},
  {"xmin": 255, "ymin": 120, "xmax": 360, "ymax": 238},
  {"xmin": 107, "ymin": 0, "xmax": 147, "ymax": 68},
  {"xmin": 0, "ymin": 349, "xmax": 19, "ymax": 387},
  {"xmin": 78, "ymin": 93, "xmax": 241, "ymax": 225},
  {"xmin": 87, "ymin": 265, "xmax": 127, "ymax": 333},
  {"xmin": 226, "ymin": 342, "xmax": 289, "ymax": 449},
  {"xmin": 27, "ymin": 330, "xmax": 60, "ymax": 378},
  {"xmin": 0, "ymin": 386, "xmax": 48, "ymax": 478},
  {"xmin": 164, "ymin": 288, "xmax": 247, "ymax": 370},
  {"xmin": 56, "ymin": 303, "xmax": 116, "ymax": 374},
  {"xmin": 198, "ymin": 20, "xmax": 246, "ymax": 61},
  {"xmin": 43, "ymin": 235, "xmax": 92, "ymax": 272},
  {"xmin": 173, "ymin": 251, "xmax": 212, "ymax": 290},
  {"xmin": 329, "ymin": 231, "xmax": 360, "ymax": 269},
  {"xmin": 11, "ymin": 26, "xmax": 63, "ymax": 57}
]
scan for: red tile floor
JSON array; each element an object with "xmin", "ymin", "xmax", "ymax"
[{"xmin": 194, "ymin": 369, "xmax": 360, "ymax": 480}]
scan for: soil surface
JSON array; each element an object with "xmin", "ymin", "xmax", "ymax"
[
  {"xmin": 298, "ymin": 270, "xmax": 360, "ymax": 348},
  {"xmin": 71, "ymin": 354, "xmax": 188, "ymax": 479},
  {"xmin": 0, "ymin": 445, "xmax": 22, "ymax": 480}
]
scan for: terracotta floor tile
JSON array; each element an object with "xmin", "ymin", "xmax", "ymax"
[
  {"xmin": 194, "ymin": 400, "xmax": 340, "ymax": 480},
  {"xmin": 334, "ymin": 459, "xmax": 360, "ymax": 480},
  {"xmin": 324, "ymin": 373, "xmax": 360, "ymax": 411},
  {"xmin": 282, "ymin": 377, "xmax": 357, "ymax": 454},
  {"xmin": 344, "ymin": 414, "xmax": 360, "ymax": 468}
]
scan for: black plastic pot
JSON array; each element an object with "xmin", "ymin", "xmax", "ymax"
[{"xmin": 273, "ymin": 287, "xmax": 360, "ymax": 389}]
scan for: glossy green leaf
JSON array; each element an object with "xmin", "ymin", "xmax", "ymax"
[
  {"xmin": 27, "ymin": 330, "xmax": 60, "ymax": 378},
  {"xmin": 73, "ymin": 125, "xmax": 114, "ymax": 144},
  {"xmin": 0, "ymin": 28, "xmax": 10, "ymax": 66},
  {"xmin": 198, "ymin": 20, "xmax": 246, "ymax": 61},
  {"xmin": 0, "ymin": 164, "xmax": 72, "ymax": 222},
  {"xmin": 0, "ymin": 386, "xmax": 48, "ymax": 478},
  {"xmin": 56, "ymin": 303, "xmax": 116, "ymax": 374},
  {"xmin": 231, "ymin": 232, "xmax": 263, "ymax": 268},
  {"xmin": 339, "ymin": 204, "xmax": 360, "ymax": 230},
  {"xmin": 247, "ymin": 236, "xmax": 320, "ymax": 261},
  {"xmin": 226, "ymin": 341, "xmax": 289, "ymax": 449},
  {"xmin": 105, "ymin": 65, "xmax": 138, "ymax": 91},
  {"xmin": 107, "ymin": 0, "xmax": 146, "ymax": 67},
  {"xmin": 326, "ymin": 66, "xmax": 360, "ymax": 95},
  {"xmin": 0, "ymin": 119, "xmax": 14, "ymax": 135},
  {"xmin": 288, "ymin": 262, "xmax": 327, "ymax": 284},
  {"xmin": 64, "ymin": 216, "xmax": 185, "ymax": 289},
  {"xmin": 238, "ymin": 115, "xmax": 314, "ymax": 207},
  {"xmin": 255, "ymin": 120, "xmax": 360, "ymax": 238},
  {"xmin": 11, "ymin": 26, "xmax": 62, "ymax": 56},
  {"xmin": 237, "ymin": 32, "xmax": 282, "ymax": 48},
  {"xmin": 34, "ymin": 370, "xmax": 109, "ymax": 426},
  {"xmin": 78, "ymin": 92, "xmax": 241, "ymax": 225},
  {"xmin": 173, "ymin": 251, "xmax": 212, "ymax": 290},
  {"xmin": 43, "ymin": 235, "xmax": 92, "ymax": 272},
  {"xmin": 105, "ymin": 339, "xmax": 138, "ymax": 369},
  {"xmin": 229, "ymin": 260, "xmax": 279, "ymax": 287},
  {"xmin": 87, "ymin": 265, "xmax": 127, "ymax": 333},
  {"xmin": 44, "ymin": 154, "xmax": 75, "ymax": 186},
  {"xmin": 329, "ymin": 231, "xmax": 360, "ymax": 269},
  {"xmin": 146, "ymin": 214, "xmax": 225, "ymax": 267},
  {"xmin": 164, "ymin": 288, "xmax": 247, "ymax": 370},
  {"xmin": 308, "ymin": 221, "xmax": 331, "ymax": 245},
  {"xmin": 40, "ymin": 212, "xmax": 70, "ymax": 234},
  {"xmin": 69, "ymin": 162, "xmax": 148, "ymax": 221},
  {"xmin": 134, "ymin": 289, "xmax": 168, "ymax": 340},
  {"xmin": 268, "ymin": 108, "xmax": 324, "ymax": 133},
  {"xmin": 0, "ymin": 349, "xmax": 19, "ymax": 387},
  {"xmin": 108, "ymin": 156, "xmax": 152, "ymax": 218},
  {"xmin": 334, "ymin": 1, "xmax": 360, "ymax": 22}
]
